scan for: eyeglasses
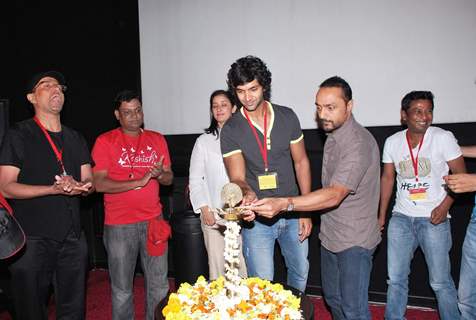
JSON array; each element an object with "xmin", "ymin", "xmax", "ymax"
[
  {"xmin": 119, "ymin": 107, "xmax": 143, "ymax": 118},
  {"xmin": 33, "ymin": 80, "xmax": 67, "ymax": 93}
]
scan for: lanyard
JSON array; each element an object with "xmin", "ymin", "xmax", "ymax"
[
  {"xmin": 243, "ymin": 107, "xmax": 268, "ymax": 172},
  {"xmin": 33, "ymin": 116, "xmax": 67, "ymax": 175},
  {"xmin": 406, "ymin": 130, "xmax": 424, "ymax": 182},
  {"xmin": 120, "ymin": 129, "xmax": 143, "ymax": 178}
]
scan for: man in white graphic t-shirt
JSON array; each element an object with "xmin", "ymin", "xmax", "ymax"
[
  {"xmin": 378, "ymin": 91, "xmax": 466, "ymax": 320},
  {"xmin": 92, "ymin": 90, "xmax": 173, "ymax": 320}
]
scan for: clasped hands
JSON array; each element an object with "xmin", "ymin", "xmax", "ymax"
[
  {"xmin": 136, "ymin": 156, "xmax": 166, "ymax": 188},
  {"xmin": 148, "ymin": 155, "xmax": 165, "ymax": 179},
  {"xmin": 54, "ymin": 175, "xmax": 92, "ymax": 195}
]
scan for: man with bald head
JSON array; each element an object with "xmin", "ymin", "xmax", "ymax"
[{"xmin": 252, "ymin": 76, "xmax": 381, "ymax": 319}]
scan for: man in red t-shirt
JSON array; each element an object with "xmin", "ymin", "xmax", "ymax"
[{"xmin": 92, "ymin": 90, "xmax": 173, "ymax": 320}]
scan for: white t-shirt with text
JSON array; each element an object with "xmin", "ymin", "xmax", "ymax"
[{"xmin": 382, "ymin": 126, "xmax": 461, "ymax": 217}]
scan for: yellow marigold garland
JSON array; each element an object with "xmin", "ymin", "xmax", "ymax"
[{"xmin": 162, "ymin": 276, "xmax": 302, "ymax": 320}]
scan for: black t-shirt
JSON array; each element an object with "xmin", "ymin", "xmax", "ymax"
[{"xmin": 0, "ymin": 118, "xmax": 92, "ymax": 241}]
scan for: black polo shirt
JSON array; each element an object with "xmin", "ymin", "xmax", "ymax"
[{"xmin": 221, "ymin": 102, "xmax": 303, "ymax": 199}]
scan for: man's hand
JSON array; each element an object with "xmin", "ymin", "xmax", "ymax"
[
  {"xmin": 150, "ymin": 155, "xmax": 165, "ymax": 178},
  {"xmin": 430, "ymin": 204, "xmax": 448, "ymax": 225},
  {"xmin": 444, "ymin": 174, "xmax": 476, "ymax": 193},
  {"xmin": 200, "ymin": 206, "xmax": 216, "ymax": 226},
  {"xmin": 242, "ymin": 189, "xmax": 257, "ymax": 206},
  {"xmin": 250, "ymin": 197, "xmax": 287, "ymax": 218},
  {"xmin": 378, "ymin": 214, "xmax": 386, "ymax": 232},
  {"xmin": 54, "ymin": 175, "xmax": 92, "ymax": 196},
  {"xmin": 242, "ymin": 210, "xmax": 256, "ymax": 222},
  {"xmin": 136, "ymin": 172, "xmax": 153, "ymax": 189},
  {"xmin": 298, "ymin": 217, "xmax": 312, "ymax": 242}
]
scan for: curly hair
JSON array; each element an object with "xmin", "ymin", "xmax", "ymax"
[{"xmin": 227, "ymin": 55, "xmax": 272, "ymax": 103}]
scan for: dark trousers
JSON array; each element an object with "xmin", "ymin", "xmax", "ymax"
[{"xmin": 9, "ymin": 230, "xmax": 88, "ymax": 320}]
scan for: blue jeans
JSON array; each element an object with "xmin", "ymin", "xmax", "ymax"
[
  {"xmin": 103, "ymin": 221, "xmax": 169, "ymax": 320},
  {"xmin": 385, "ymin": 213, "xmax": 460, "ymax": 320},
  {"xmin": 242, "ymin": 217, "xmax": 309, "ymax": 292},
  {"xmin": 459, "ymin": 208, "xmax": 476, "ymax": 320},
  {"xmin": 321, "ymin": 245, "xmax": 374, "ymax": 320}
]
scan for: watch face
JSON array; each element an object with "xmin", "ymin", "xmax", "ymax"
[
  {"xmin": 286, "ymin": 198, "xmax": 294, "ymax": 211},
  {"xmin": 287, "ymin": 201, "xmax": 294, "ymax": 212}
]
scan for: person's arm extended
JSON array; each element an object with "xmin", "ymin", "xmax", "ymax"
[
  {"xmin": 461, "ymin": 146, "xmax": 476, "ymax": 158},
  {"xmin": 93, "ymin": 170, "xmax": 151, "ymax": 193},
  {"xmin": 291, "ymin": 184, "xmax": 350, "ymax": 212},
  {"xmin": 290, "ymin": 139, "xmax": 312, "ymax": 240},
  {"xmin": 431, "ymin": 156, "xmax": 466, "ymax": 224},
  {"xmin": 251, "ymin": 184, "xmax": 350, "ymax": 218},
  {"xmin": 378, "ymin": 163, "xmax": 396, "ymax": 230}
]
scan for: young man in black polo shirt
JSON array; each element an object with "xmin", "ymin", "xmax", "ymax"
[
  {"xmin": 221, "ymin": 56, "xmax": 312, "ymax": 292},
  {"xmin": 0, "ymin": 71, "xmax": 93, "ymax": 319}
]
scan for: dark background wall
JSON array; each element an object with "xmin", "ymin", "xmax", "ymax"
[{"xmin": 1, "ymin": 0, "xmax": 476, "ymax": 310}]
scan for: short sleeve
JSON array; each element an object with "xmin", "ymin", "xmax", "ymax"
[
  {"xmin": 77, "ymin": 133, "xmax": 92, "ymax": 166},
  {"xmin": 288, "ymin": 110, "xmax": 304, "ymax": 144},
  {"xmin": 91, "ymin": 136, "xmax": 111, "ymax": 172},
  {"xmin": 331, "ymin": 138, "xmax": 371, "ymax": 193},
  {"xmin": 439, "ymin": 131, "xmax": 462, "ymax": 162},
  {"xmin": 158, "ymin": 134, "xmax": 172, "ymax": 168},
  {"xmin": 220, "ymin": 121, "xmax": 241, "ymax": 158},
  {"xmin": 0, "ymin": 129, "xmax": 24, "ymax": 169},
  {"xmin": 382, "ymin": 138, "xmax": 394, "ymax": 164}
]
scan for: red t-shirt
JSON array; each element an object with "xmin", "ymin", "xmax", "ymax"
[{"xmin": 92, "ymin": 128, "xmax": 171, "ymax": 225}]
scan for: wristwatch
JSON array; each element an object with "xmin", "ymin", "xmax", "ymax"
[{"xmin": 286, "ymin": 198, "xmax": 294, "ymax": 212}]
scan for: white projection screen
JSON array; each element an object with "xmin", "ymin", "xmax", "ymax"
[{"xmin": 139, "ymin": 0, "xmax": 476, "ymax": 135}]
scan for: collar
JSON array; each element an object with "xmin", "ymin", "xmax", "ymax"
[
  {"xmin": 327, "ymin": 114, "xmax": 356, "ymax": 142},
  {"xmin": 239, "ymin": 101, "xmax": 275, "ymax": 135}
]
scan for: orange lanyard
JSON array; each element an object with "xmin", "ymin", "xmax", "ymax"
[
  {"xmin": 243, "ymin": 108, "xmax": 268, "ymax": 172},
  {"xmin": 33, "ymin": 117, "xmax": 66, "ymax": 175},
  {"xmin": 406, "ymin": 131, "xmax": 424, "ymax": 182}
]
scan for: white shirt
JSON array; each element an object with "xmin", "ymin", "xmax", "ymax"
[
  {"xmin": 382, "ymin": 126, "xmax": 462, "ymax": 217},
  {"xmin": 189, "ymin": 131, "xmax": 229, "ymax": 215}
]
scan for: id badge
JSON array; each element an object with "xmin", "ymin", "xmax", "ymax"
[
  {"xmin": 409, "ymin": 187, "xmax": 427, "ymax": 201},
  {"xmin": 258, "ymin": 172, "xmax": 278, "ymax": 190}
]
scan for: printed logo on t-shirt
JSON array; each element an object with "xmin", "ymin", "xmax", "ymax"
[
  {"xmin": 117, "ymin": 145, "xmax": 157, "ymax": 168},
  {"xmin": 398, "ymin": 157, "xmax": 431, "ymax": 179},
  {"xmin": 398, "ymin": 157, "xmax": 431, "ymax": 202}
]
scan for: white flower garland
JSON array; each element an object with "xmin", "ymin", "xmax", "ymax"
[{"xmin": 224, "ymin": 220, "xmax": 242, "ymax": 298}]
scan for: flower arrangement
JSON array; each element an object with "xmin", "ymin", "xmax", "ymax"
[
  {"xmin": 162, "ymin": 275, "xmax": 303, "ymax": 320},
  {"xmin": 162, "ymin": 184, "xmax": 303, "ymax": 319}
]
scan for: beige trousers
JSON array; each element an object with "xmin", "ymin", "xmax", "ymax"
[{"xmin": 201, "ymin": 222, "xmax": 247, "ymax": 280}]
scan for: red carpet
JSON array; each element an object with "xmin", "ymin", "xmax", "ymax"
[{"xmin": 0, "ymin": 269, "xmax": 439, "ymax": 319}]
